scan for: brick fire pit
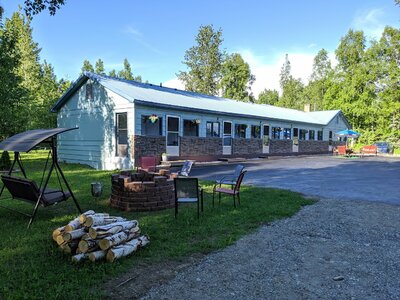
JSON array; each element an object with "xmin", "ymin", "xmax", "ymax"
[{"xmin": 110, "ymin": 170, "xmax": 175, "ymax": 212}]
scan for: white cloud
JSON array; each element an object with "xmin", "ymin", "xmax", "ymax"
[
  {"xmin": 163, "ymin": 77, "xmax": 185, "ymax": 90},
  {"xmin": 124, "ymin": 25, "xmax": 164, "ymax": 55},
  {"xmin": 308, "ymin": 43, "xmax": 317, "ymax": 49},
  {"xmin": 163, "ymin": 50, "xmax": 336, "ymax": 98},
  {"xmin": 125, "ymin": 26, "xmax": 143, "ymax": 38},
  {"xmin": 239, "ymin": 50, "xmax": 315, "ymax": 96},
  {"xmin": 352, "ymin": 8, "xmax": 386, "ymax": 40}
]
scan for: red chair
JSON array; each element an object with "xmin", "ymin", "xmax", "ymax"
[
  {"xmin": 140, "ymin": 156, "xmax": 157, "ymax": 172},
  {"xmin": 213, "ymin": 171, "xmax": 247, "ymax": 208}
]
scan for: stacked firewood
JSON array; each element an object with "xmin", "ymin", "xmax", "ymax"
[{"xmin": 52, "ymin": 210, "xmax": 150, "ymax": 263}]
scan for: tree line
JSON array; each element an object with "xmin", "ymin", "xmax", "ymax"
[
  {"xmin": 0, "ymin": 10, "xmax": 144, "ymax": 139},
  {"xmin": 80, "ymin": 58, "xmax": 143, "ymax": 82},
  {"xmin": 0, "ymin": 10, "xmax": 65, "ymax": 139},
  {"xmin": 178, "ymin": 24, "xmax": 400, "ymax": 147}
]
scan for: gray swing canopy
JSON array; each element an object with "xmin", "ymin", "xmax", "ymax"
[{"xmin": 0, "ymin": 128, "xmax": 82, "ymax": 228}]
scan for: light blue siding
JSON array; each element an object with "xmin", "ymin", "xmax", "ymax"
[{"xmin": 57, "ymin": 80, "xmax": 129, "ymax": 169}]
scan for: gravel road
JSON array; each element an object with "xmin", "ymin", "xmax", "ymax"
[{"xmin": 142, "ymin": 198, "xmax": 400, "ymax": 299}]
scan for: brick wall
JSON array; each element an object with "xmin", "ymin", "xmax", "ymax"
[
  {"xmin": 132, "ymin": 135, "xmax": 166, "ymax": 166},
  {"xmin": 232, "ymin": 138, "xmax": 262, "ymax": 155},
  {"xmin": 298, "ymin": 140, "xmax": 329, "ymax": 152},
  {"xmin": 110, "ymin": 172, "xmax": 175, "ymax": 212},
  {"xmin": 180, "ymin": 137, "xmax": 222, "ymax": 156},
  {"xmin": 269, "ymin": 140, "xmax": 292, "ymax": 153}
]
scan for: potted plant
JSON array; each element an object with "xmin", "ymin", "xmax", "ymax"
[
  {"xmin": 149, "ymin": 114, "xmax": 159, "ymax": 123},
  {"xmin": 161, "ymin": 152, "xmax": 168, "ymax": 162}
]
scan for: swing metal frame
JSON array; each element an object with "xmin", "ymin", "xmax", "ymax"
[{"xmin": 0, "ymin": 128, "xmax": 82, "ymax": 228}]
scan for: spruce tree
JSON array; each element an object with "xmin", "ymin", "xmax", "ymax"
[
  {"xmin": 118, "ymin": 58, "xmax": 134, "ymax": 80},
  {"xmin": 95, "ymin": 58, "xmax": 106, "ymax": 75},
  {"xmin": 81, "ymin": 59, "xmax": 94, "ymax": 73}
]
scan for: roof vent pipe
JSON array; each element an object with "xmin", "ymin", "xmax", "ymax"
[
  {"xmin": 160, "ymin": 83, "xmax": 162, "ymax": 87},
  {"xmin": 304, "ymin": 103, "xmax": 311, "ymax": 112}
]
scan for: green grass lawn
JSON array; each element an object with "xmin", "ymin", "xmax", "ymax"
[{"xmin": 0, "ymin": 151, "xmax": 314, "ymax": 299}]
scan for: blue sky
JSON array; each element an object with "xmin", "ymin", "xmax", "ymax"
[{"xmin": 1, "ymin": 0, "xmax": 399, "ymax": 95}]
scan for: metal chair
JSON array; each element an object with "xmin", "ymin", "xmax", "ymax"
[
  {"xmin": 215, "ymin": 164, "xmax": 244, "ymax": 187},
  {"xmin": 174, "ymin": 177, "xmax": 203, "ymax": 218},
  {"xmin": 213, "ymin": 171, "xmax": 247, "ymax": 208}
]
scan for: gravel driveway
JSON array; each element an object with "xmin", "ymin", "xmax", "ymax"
[{"xmin": 142, "ymin": 156, "xmax": 400, "ymax": 299}]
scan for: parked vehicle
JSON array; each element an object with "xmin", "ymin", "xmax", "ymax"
[{"xmin": 374, "ymin": 142, "xmax": 391, "ymax": 154}]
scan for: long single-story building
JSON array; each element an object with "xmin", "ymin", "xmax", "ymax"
[{"xmin": 51, "ymin": 72, "xmax": 350, "ymax": 170}]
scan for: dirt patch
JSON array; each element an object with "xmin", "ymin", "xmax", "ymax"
[{"xmin": 102, "ymin": 253, "xmax": 205, "ymax": 299}]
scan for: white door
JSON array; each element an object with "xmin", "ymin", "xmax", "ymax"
[
  {"xmin": 166, "ymin": 116, "xmax": 180, "ymax": 156},
  {"xmin": 292, "ymin": 128, "xmax": 299, "ymax": 152},
  {"xmin": 262, "ymin": 124, "xmax": 270, "ymax": 154},
  {"xmin": 223, "ymin": 121, "xmax": 232, "ymax": 155}
]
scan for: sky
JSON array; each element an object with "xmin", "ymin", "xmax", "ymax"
[{"xmin": 1, "ymin": 0, "xmax": 399, "ymax": 96}]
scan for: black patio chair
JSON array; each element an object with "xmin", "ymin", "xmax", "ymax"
[{"xmin": 174, "ymin": 177, "xmax": 203, "ymax": 218}]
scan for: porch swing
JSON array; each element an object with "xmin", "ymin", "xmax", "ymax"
[{"xmin": 0, "ymin": 128, "xmax": 82, "ymax": 228}]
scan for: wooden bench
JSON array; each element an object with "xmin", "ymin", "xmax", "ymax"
[{"xmin": 360, "ymin": 145, "xmax": 377, "ymax": 156}]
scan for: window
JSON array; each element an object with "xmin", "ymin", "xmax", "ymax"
[
  {"xmin": 235, "ymin": 124, "xmax": 247, "ymax": 138},
  {"xmin": 251, "ymin": 125, "xmax": 261, "ymax": 138},
  {"xmin": 293, "ymin": 128, "xmax": 299, "ymax": 137},
  {"xmin": 183, "ymin": 120, "xmax": 199, "ymax": 137},
  {"xmin": 263, "ymin": 125, "xmax": 270, "ymax": 137},
  {"xmin": 272, "ymin": 127, "xmax": 281, "ymax": 139},
  {"xmin": 142, "ymin": 115, "xmax": 162, "ymax": 136},
  {"xmin": 86, "ymin": 83, "xmax": 93, "ymax": 100},
  {"xmin": 206, "ymin": 122, "xmax": 220, "ymax": 137},
  {"xmin": 299, "ymin": 129, "xmax": 307, "ymax": 140},
  {"xmin": 309, "ymin": 130, "xmax": 315, "ymax": 140},
  {"xmin": 329, "ymin": 131, "xmax": 333, "ymax": 145},
  {"xmin": 283, "ymin": 128, "xmax": 291, "ymax": 140},
  {"xmin": 318, "ymin": 130, "xmax": 323, "ymax": 140}
]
